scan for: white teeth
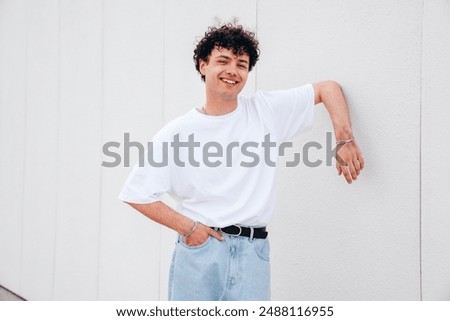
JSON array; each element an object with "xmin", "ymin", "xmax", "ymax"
[{"xmin": 221, "ymin": 78, "xmax": 236, "ymax": 84}]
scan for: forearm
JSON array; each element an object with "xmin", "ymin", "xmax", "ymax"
[
  {"xmin": 313, "ymin": 80, "xmax": 364, "ymax": 183},
  {"xmin": 125, "ymin": 200, "xmax": 224, "ymax": 245},
  {"xmin": 125, "ymin": 201, "xmax": 194, "ymax": 236},
  {"xmin": 314, "ymin": 80, "xmax": 353, "ymax": 140}
]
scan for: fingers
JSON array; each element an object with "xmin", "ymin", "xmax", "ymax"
[
  {"xmin": 341, "ymin": 165, "xmax": 353, "ymax": 184},
  {"xmin": 343, "ymin": 161, "xmax": 359, "ymax": 183},
  {"xmin": 358, "ymin": 154, "xmax": 365, "ymax": 170},
  {"xmin": 337, "ymin": 160, "xmax": 358, "ymax": 184},
  {"xmin": 208, "ymin": 227, "xmax": 224, "ymax": 241},
  {"xmin": 336, "ymin": 161, "xmax": 343, "ymax": 176},
  {"xmin": 184, "ymin": 224, "xmax": 224, "ymax": 246},
  {"xmin": 335, "ymin": 141, "xmax": 364, "ymax": 184}
]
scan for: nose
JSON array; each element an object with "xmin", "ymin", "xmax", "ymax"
[{"xmin": 226, "ymin": 65, "xmax": 238, "ymax": 76}]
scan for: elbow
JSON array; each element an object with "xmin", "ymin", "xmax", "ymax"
[
  {"xmin": 323, "ymin": 80, "xmax": 342, "ymax": 91},
  {"xmin": 314, "ymin": 80, "xmax": 343, "ymax": 104}
]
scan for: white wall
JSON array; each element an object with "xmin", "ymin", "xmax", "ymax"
[
  {"xmin": 422, "ymin": 0, "xmax": 450, "ymax": 301},
  {"xmin": 0, "ymin": 0, "xmax": 449, "ymax": 301}
]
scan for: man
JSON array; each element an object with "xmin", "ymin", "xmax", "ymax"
[{"xmin": 119, "ymin": 23, "xmax": 364, "ymax": 300}]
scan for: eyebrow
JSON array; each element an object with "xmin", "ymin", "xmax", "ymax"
[{"xmin": 216, "ymin": 55, "xmax": 249, "ymax": 65}]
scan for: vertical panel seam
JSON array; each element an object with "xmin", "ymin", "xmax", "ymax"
[
  {"xmin": 19, "ymin": 0, "xmax": 29, "ymax": 296},
  {"xmin": 162, "ymin": 0, "xmax": 166, "ymax": 127},
  {"xmin": 96, "ymin": 0, "xmax": 106, "ymax": 300},
  {"xmin": 419, "ymin": 0, "xmax": 425, "ymax": 302},
  {"xmin": 52, "ymin": 0, "xmax": 61, "ymax": 300},
  {"xmin": 158, "ymin": 0, "xmax": 165, "ymax": 300},
  {"xmin": 255, "ymin": 0, "xmax": 259, "ymax": 91}
]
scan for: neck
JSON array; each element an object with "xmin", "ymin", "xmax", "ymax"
[{"xmin": 203, "ymin": 98, "xmax": 238, "ymax": 116}]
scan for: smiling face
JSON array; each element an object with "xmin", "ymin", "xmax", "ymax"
[{"xmin": 199, "ymin": 47, "xmax": 250, "ymax": 106}]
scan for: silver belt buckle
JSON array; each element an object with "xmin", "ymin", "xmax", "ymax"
[{"xmin": 220, "ymin": 225, "xmax": 242, "ymax": 236}]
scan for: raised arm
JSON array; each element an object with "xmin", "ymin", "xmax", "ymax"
[{"xmin": 313, "ymin": 80, "xmax": 364, "ymax": 183}]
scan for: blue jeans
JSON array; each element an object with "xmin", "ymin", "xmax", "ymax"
[{"xmin": 168, "ymin": 233, "xmax": 271, "ymax": 300}]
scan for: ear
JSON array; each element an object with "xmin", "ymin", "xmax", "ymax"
[{"xmin": 199, "ymin": 59, "xmax": 208, "ymax": 75}]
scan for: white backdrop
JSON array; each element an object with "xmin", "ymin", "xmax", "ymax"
[{"xmin": 0, "ymin": 0, "xmax": 449, "ymax": 301}]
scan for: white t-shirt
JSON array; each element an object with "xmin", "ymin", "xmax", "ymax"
[{"xmin": 119, "ymin": 84, "xmax": 315, "ymax": 227}]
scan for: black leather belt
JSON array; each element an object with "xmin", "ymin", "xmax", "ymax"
[{"xmin": 213, "ymin": 225, "xmax": 268, "ymax": 239}]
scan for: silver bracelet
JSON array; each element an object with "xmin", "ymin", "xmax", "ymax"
[
  {"xmin": 182, "ymin": 221, "xmax": 198, "ymax": 238},
  {"xmin": 336, "ymin": 136, "xmax": 354, "ymax": 145}
]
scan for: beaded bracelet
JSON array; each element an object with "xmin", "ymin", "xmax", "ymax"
[
  {"xmin": 183, "ymin": 221, "xmax": 198, "ymax": 238},
  {"xmin": 336, "ymin": 136, "xmax": 354, "ymax": 146}
]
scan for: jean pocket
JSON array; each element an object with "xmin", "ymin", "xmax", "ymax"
[
  {"xmin": 253, "ymin": 238, "xmax": 270, "ymax": 262},
  {"xmin": 178, "ymin": 235, "xmax": 212, "ymax": 250}
]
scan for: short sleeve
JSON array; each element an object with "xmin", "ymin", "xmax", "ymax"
[
  {"xmin": 255, "ymin": 83, "xmax": 315, "ymax": 142},
  {"xmin": 118, "ymin": 137, "xmax": 171, "ymax": 204}
]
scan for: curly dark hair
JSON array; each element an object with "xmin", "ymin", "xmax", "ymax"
[{"xmin": 193, "ymin": 23, "xmax": 260, "ymax": 81}]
